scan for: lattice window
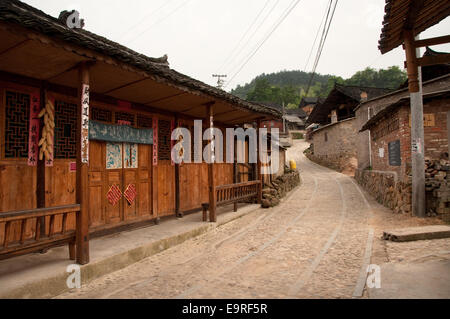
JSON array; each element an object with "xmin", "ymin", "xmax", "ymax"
[
  {"xmin": 158, "ymin": 119, "xmax": 171, "ymax": 161},
  {"xmin": 91, "ymin": 107, "xmax": 112, "ymax": 123},
  {"xmin": 137, "ymin": 115, "xmax": 152, "ymax": 128},
  {"xmin": 54, "ymin": 100, "xmax": 77, "ymax": 159},
  {"xmin": 4, "ymin": 90, "xmax": 30, "ymax": 158},
  {"xmin": 115, "ymin": 112, "xmax": 135, "ymax": 125}
]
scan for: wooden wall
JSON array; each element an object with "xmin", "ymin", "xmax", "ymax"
[{"xmin": 0, "ymin": 79, "xmax": 250, "ymax": 244}]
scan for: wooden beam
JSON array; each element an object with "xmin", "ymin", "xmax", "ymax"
[
  {"xmin": 0, "ymin": 39, "xmax": 30, "ymax": 57},
  {"xmin": 207, "ymin": 103, "xmax": 217, "ymax": 222},
  {"xmin": 144, "ymin": 92, "xmax": 187, "ymax": 104},
  {"xmin": 102, "ymin": 77, "xmax": 149, "ymax": 95},
  {"xmin": 76, "ymin": 62, "xmax": 91, "ymax": 264},
  {"xmin": 414, "ymin": 35, "xmax": 450, "ymax": 48},
  {"xmin": 417, "ymin": 53, "xmax": 450, "ymax": 67}
]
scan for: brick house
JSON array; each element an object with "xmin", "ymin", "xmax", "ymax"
[{"xmin": 356, "ymin": 74, "xmax": 450, "ymax": 219}]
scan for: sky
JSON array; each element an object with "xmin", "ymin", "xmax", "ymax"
[{"xmin": 22, "ymin": 0, "xmax": 450, "ymax": 91}]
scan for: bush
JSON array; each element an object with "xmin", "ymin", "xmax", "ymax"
[{"xmin": 292, "ymin": 132, "xmax": 304, "ymax": 140}]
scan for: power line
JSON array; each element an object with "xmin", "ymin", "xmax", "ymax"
[
  {"xmin": 126, "ymin": 0, "xmax": 194, "ymax": 45},
  {"xmin": 303, "ymin": 1, "xmax": 330, "ymax": 72},
  {"xmin": 225, "ymin": 0, "xmax": 302, "ymax": 89},
  {"xmin": 304, "ymin": 0, "xmax": 338, "ymax": 96},
  {"xmin": 224, "ymin": 0, "xmax": 281, "ymax": 77},
  {"xmin": 216, "ymin": 0, "xmax": 272, "ymax": 74},
  {"xmin": 117, "ymin": 0, "xmax": 175, "ymax": 41}
]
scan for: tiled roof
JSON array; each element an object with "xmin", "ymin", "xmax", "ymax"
[{"xmin": 0, "ymin": 0, "xmax": 281, "ymax": 118}]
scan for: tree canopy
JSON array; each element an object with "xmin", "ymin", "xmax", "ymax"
[{"xmin": 230, "ymin": 66, "xmax": 406, "ymax": 107}]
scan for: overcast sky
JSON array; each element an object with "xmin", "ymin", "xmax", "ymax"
[{"xmin": 22, "ymin": 0, "xmax": 450, "ymax": 91}]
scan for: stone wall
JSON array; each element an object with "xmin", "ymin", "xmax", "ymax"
[
  {"xmin": 355, "ymin": 169, "xmax": 412, "ymax": 214},
  {"xmin": 262, "ymin": 169, "xmax": 301, "ymax": 208},
  {"xmin": 355, "ymin": 159, "xmax": 450, "ymax": 221},
  {"xmin": 308, "ymin": 118, "xmax": 357, "ymax": 173},
  {"xmin": 426, "ymin": 159, "xmax": 450, "ymax": 221}
]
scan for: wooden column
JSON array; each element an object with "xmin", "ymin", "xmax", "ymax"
[
  {"xmin": 207, "ymin": 103, "xmax": 217, "ymax": 222},
  {"xmin": 256, "ymin": 120, "xmax": 262, "ymax": 204},
  {"xmin": 76, "ymin": 63, "xmax": 90, "ymax": 264},
  {"xmin": 404, "ymin": 30, "xmax": 425, "ymax": 218},
  {"xmin": 36, "ymin": 86, "xmax": 46, "ymax": 241},
  {"xmin": 447, "ymin": 111, "xmax": 450, "ymax": 158},
  {"xmin": 175, "ymin": 117, "xmax": 182, "ymax": 218},
  {"xmin": 152, "ymin": 118, "xmax": 159, "ymax": 224}
]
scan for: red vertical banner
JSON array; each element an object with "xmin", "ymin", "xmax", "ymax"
[
  {"xmin": 81, "ymin": 84, "xmax": 90, "ymax": 164},
  {"xmin": 45, "ymin": 96, "xmax": 55, "ymax": 167},
  {"xmin": 152, "ymin": 117, "xmax": 158, "ymax": 166},
  {"xmin": 170, "ymin": 119, "xmax": 175, "ymax": 166},
  {"xmin": 27, "ymin": 93, "xmax": 40, "ymax": 166}
]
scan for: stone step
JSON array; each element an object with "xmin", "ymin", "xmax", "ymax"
[{"xmin": 383, "ymin": 225, "xmax": 450, "ymax": 242}]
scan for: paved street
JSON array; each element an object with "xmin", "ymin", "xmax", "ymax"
[{"xmin": 57, "ymin": 140, "xmax": 448, "ymax": 299}]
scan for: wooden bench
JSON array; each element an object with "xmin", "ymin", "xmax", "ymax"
[
  {"xmin": 0, "ymin": 204, "xmax": 80, "ymax": 261},
  {"xmin": 202, "ymin": 180, "xmax": 261, "ymax": 222}
]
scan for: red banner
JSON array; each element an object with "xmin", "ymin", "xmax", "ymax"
[
  {"xmin": 27, "ymin": 93, "xmax": 40, "ymax": 167},
  {"xmin": 152, "ymin": 117, "xmax": 158, "ymax": 166}
]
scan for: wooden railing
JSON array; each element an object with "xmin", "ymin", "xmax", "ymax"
[
  {"xmin": 0, "ymin": 204, "xmax": 80, "ymax": 260},
  {"xmin": 203, "ymin": 180, "xmax": 261, "ymax": 221}
]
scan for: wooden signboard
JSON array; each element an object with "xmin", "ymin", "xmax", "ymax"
[
  {"xmin": 388, "ymin": 140, "xmax": 401, "ymax": 167},
  {"xmin": 27, "ymin": 93, "xmax": 40, "ymax": 166}
]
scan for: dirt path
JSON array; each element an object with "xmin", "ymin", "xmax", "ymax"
[{"xmin": 57, "ymin": 140, "xmax": 446, "ymax": 299}]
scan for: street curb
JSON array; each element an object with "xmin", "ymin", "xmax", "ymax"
[{"xmin": 1, "ymin": 206, "xmax": 262, "ymax": 299}]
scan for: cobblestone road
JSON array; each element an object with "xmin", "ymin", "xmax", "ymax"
[{"xmin": 58, "ymin": 140, "xmax": 446, "ymax": 299}]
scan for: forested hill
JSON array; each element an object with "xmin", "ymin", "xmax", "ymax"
[
  {"xmin": 230, "ymin": 70, "xmax": 332, "ymax": 100},
  {"xmin": 229, "ymin": 66, "xmax": 407, "ymax": 109}
]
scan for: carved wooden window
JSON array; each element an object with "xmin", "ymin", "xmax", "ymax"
[
  {"xmin": 4, "ymin": 90, "xmax": 30, "ymax": 158},
  {"xmin": 54, "ymin": 100, "xmax": 77, "ymax": 159},
  {"xmin": 115, "ymin": 112, "xmax": 135, "ymax": 126},
  {"xmin": 158, "ymin": 119, "xmax": 171, "ymax": 161},
  {"xmin": 91, "ymin": 107, "xmax": 112, "ymax": 123},
  {"xmin": 137, "ymin": 115, "xmax": 152, "ymax": 128}
]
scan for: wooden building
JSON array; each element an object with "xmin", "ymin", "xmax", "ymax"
[{"xmin": 0, "ymin": 1, "xmax": 281, "ymax": 264}]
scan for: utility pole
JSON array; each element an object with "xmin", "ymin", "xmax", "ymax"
[
  {"xmin": 282, "ymin": 101, "xmax": 286, "ymax": 133},
  {"xmin": 212, "ymin": 74, "xmax": 227, "ymax": 90},
  {"xmin": 404, "ymin": 31, "xmax": 425, "ymax": 218}
]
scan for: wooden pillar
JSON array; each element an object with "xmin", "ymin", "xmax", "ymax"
[
  {"xmin": 37, "ymin": 86, "xmax": 46, "ymax": 240},
  {"xmin": 256, "ymin": 120, "xmax": 262, "ymax": 204},
  {"xmin": 447, "ymin": 111, "xmax": 450, "ymax": 158},
  {"xmin": 404, "ymin": 30, "xmax": 426, "ymax": 218},
  {"xmin": 175, "ymin": 117, "xmax": 182, "ymax": 218},
  {"xmin": 76, "ymin": 63, "xmax": 90, "ymax": 264},
  {"xmin": 207, "ymin": 103, "xmax": 217, "ymax": 222},
  {"xmin": 152, "ymin": 117, "xmax": 159, "ymax": 224}
]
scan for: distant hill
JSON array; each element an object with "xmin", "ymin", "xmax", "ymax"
[
  {"xmin": 230, "ymin": 70, "xmax": 332, "ymax": 100},
  {"xmin": 229, "ymin": 67, "xmax": 407, "ymax": 108}
]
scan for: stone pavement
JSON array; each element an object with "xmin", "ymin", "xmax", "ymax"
[
  {"xmin": 0, "ymin": 203, "xmax": 260, "ymax": 298},
  {"xmin": 54, "ymin": 140, "xmax": 448, "ymax": 299}
]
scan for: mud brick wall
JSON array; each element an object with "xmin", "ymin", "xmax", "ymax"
[{"xmin": 309, "ymin": 118, "xmax": 357, "ymax": 173}]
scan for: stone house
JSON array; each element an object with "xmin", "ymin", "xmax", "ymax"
[{"xmin": 305, "ymin": 84, "xmax": 391, "ymax": 173}]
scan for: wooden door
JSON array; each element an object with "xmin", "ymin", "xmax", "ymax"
[{"xmin": 89, "ymin": 141, "xmax": 153, "ymax": 229}]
